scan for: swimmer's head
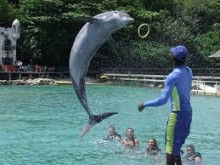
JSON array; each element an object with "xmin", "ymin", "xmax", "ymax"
[
  {"xmin": 126, "ymin": 128, "xmax": 135, "ymax": 140},
  {"xmin": 186, "ymin": 144, "xmax": 195, "ymax": 156},
  {"xmin": 147, "ymin": 138, "xmax": 157, "ymax": 148},
  {"xmin": 108, "ymin": 125, "xmax": 116, "ymax": 135}
]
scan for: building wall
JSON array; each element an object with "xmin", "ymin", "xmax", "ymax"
[{"xmin": 0, "ymin": 27, "xmax": 17, "ymax": 65}]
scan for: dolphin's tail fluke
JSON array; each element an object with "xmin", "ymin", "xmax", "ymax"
[{"xmin": 79, "ymin": 112, "xmax": 118, "ymax": 139}]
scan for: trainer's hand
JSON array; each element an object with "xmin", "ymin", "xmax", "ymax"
[{"xmin": 138, "ymin": 103, "xmax": 145, "ymax": 112}]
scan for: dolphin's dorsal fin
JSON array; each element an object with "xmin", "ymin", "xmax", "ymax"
[{"xmin": 73, "ymin": 16, "xmax": 101, "ymax": 23}]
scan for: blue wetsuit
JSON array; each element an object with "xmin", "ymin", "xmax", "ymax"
[{"xmin": 144, "ymin": 65, "xmax": 193, "ymax": 156}]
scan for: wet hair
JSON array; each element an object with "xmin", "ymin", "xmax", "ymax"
[
  {"xmin": 146, "ymin": 138, "xmax": 160, "ymax": 153},
  {"xmin": 109, "ymin": 125, "xmax": 115, "ymax": 130},
  {"xmin": 186, "ymin": 145, "xmax": 202, "ymax": 160},
  {"xmin": 187, "ymin": 144, "xmax": 195, "ymax": 153},
  {"xmin": 126, "ymin": 128, "xmax": 135, "ymax": 141},
  {"xmin": 108, "ymin": 125, "xmax": 117, "ymax": 137}
]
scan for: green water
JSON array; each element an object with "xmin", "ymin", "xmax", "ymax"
[{"xmin": 0, "ymin": 85, "xmax": 219, "ymax": 165}]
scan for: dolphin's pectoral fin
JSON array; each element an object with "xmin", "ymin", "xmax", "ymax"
[
  {"xmin": 79, "ymin": 112, "xmax": 118, "ymax": 139},
  {"xmin": 107, "ymin": 36, "xmax": 119, "ymax": 55},
  {"xmin": 73, "ymin": 16, "xmax": 101, "ymax": 24}
]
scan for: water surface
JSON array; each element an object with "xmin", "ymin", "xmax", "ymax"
[{"xmin": 0, "ymin": 85, "xmax": 219, "ymax": 165}]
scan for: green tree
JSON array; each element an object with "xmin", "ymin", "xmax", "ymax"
[
  {"xmin": 19, "ymin": 0, "xmax": 68, "ymax": 66},
  {"xmin": 0, "ymin": 0, "xmax": 18, "ymax": 26},
  {"xmin": 194, "ymin": 23, "xmax": 220, "ymax": 62},
  {"xmin": 15, "ymin": 0, "xmax": 220, "ymax": 70}
]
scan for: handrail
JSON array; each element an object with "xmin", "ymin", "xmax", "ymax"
[
  {"xmin": 103, "ymin": 73, "xmax": 220, "ymax": 85},
  {"xmin": 100, "ymin": 68, "xmax": 220, "ymax": 77}
]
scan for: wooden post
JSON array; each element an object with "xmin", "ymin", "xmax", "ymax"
[{"xmin": 9, "ymin": 73, "xmax": 11, "ymax": 80}]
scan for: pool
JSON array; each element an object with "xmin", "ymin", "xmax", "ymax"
[{"xmin": 0, "ymin": 85, "xmax": 219, "ymax": 164}]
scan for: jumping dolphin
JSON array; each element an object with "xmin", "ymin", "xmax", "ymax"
[{"xmin": 69, "ymin": 11, "xmax": 134, "ymax": 139}]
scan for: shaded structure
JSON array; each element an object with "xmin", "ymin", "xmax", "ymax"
[
  {"xmin": 209, "ymin": 50, "xmax": 220, "ymax": 58},
  {"xmin": 209, "ymin": 50, "xmax": 220, "ymax": 69}
]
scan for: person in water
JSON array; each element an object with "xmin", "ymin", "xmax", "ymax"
[
  {"xmin": 103, "ymin": 125, "xmax": 121, "ymax": 141},
  {"xmin": 138, "ymin": 45, "xmax": 193, "ymax": 165},
  {"xmin": 183, "ymin": 144, "xmax": 202, "ymax": 164},
  {"xmin": 146, "ymin": 138, "xmax": 160, "ymax": 155},
  {"xmin": 122, "ymin": 128, "xmax": 140, "ymax": 148}
]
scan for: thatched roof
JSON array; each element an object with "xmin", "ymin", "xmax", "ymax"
[{"xmin": 209, "ymin": 50, "xmax": 220, "ymax": 58}]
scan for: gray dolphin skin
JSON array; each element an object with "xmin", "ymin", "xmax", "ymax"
[{"xmin": 69, "ymin": 11, "xmax": 134, "ymax": 139}]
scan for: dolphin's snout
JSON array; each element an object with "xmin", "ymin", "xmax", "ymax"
[
  {"xmin": 128, "ymin": 17, "xmax": 134, "ymax": 23},
  {"xmin": 122, "ymin": 16, "xmax": 134, "ymax": 23}
]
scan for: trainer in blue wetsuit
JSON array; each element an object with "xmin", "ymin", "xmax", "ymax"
[{"xmin": 138, "ymin": 45, "xmax": 192, "ymax": 165}]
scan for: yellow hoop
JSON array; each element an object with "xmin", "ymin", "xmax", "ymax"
[{"xmin": 137, "ymin": 23, "xmax": 150, "ymax": 39}]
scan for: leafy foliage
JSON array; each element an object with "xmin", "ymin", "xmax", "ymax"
[
  {"xmin": 0, "ymin": 0, "xmax": 18, "ymax": 26},
  {"xmin": 194, "ymin": 23, "xmax": 220, "ymax": 58},
  {"xmin": 1, "ymin": 0, "xmax": 219, "ymax": 69}
]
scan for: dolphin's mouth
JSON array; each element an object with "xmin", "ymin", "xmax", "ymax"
[
  {"xmin": 129, "ymin": 18, "xmax": 135, "ymax": 23},
  {"xmin": 125, "ymin": 17, "xmax": 134, "ymax": 24}
]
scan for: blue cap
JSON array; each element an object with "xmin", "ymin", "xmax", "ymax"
[{"xmin": 171, "ymin": 45, "xmax": 188, "ymax": 60}]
